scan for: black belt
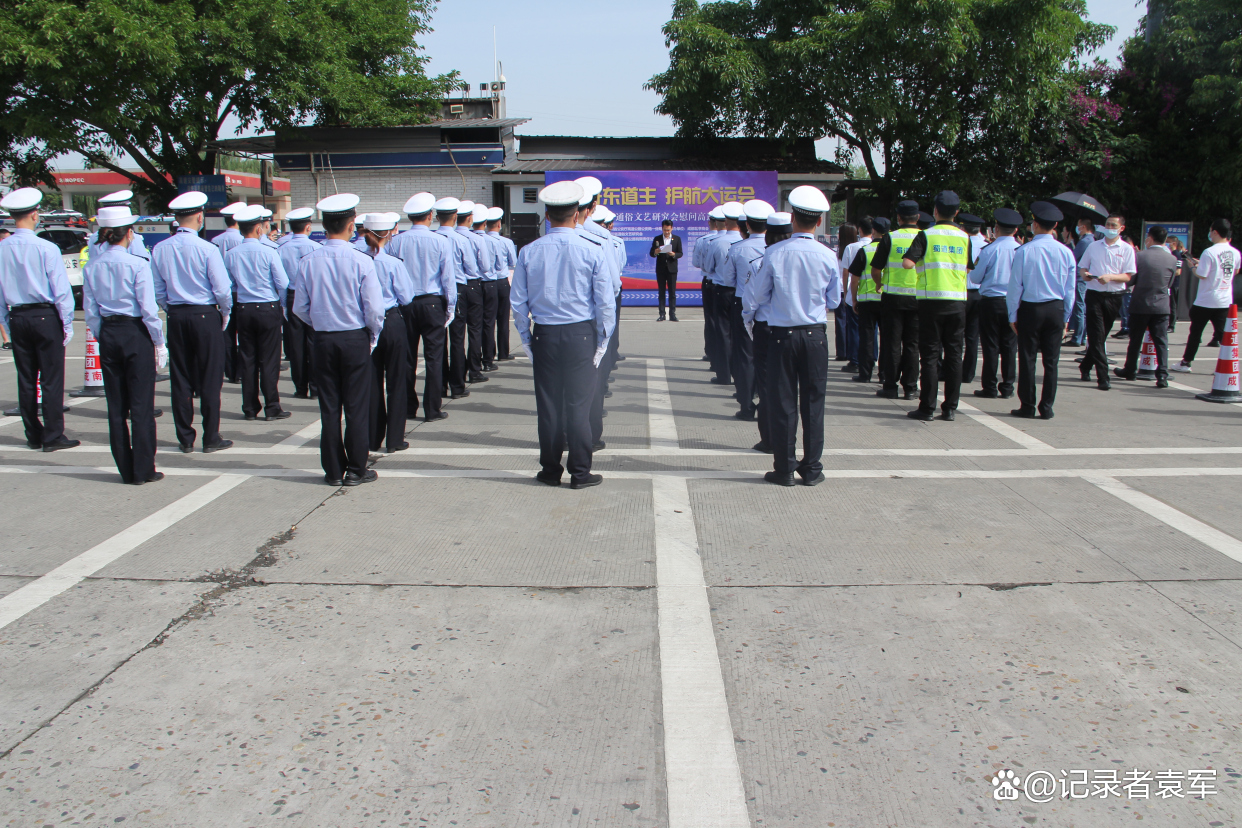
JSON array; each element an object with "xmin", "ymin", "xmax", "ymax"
[
  {"xmin": 412, "ymin": 293, "xmax": 443, "ymax": 302},
  {"xmin": 466, "ymin": 278, "xmax": 481, "ymax": 285},
  {"xmin": 10, "ymin": 302, "xmax": 54, "ymax": 311},
  {"xmin": 237, "ymin": 301, "xmax": 280, "ymax": 309},
  {"xmin": 384, "ymin": 306, "xmax": 402, "ymax": 317},
  {"xmin": 102, "ymin": 314, "xmax": 141, "ymax": 323},
  {"xmin": 769, "ymin": 323, "xmax": 827, "ymax": 333},
  {"xmin": 167, "ymin": 303, "xmax": 219, "ymax": 312}
]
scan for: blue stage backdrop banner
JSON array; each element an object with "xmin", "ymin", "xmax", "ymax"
[{"xmin": 544, "ymin": 170, "xmax": 778, "ymax": 306}]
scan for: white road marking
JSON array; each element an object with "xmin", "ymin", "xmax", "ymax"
[
  {"xmin": 1084, "ymin": 475, "xmax": 1242, "ymax": 564},
  {"xmin": 954, "ymin": 401, "xmax": 1054, "ymax": 450},
  {"xmin": 0, "ymin": 474, "xmax": 249, "ymax": 631},
  {"xmin": 646, "ymin": 358, "xmax": 680, "ymax": 451},
  {"xmin": 0, "ymin": 391, "xmax": 104, "ymax": 430},
  {"xmin": 651, "ymin": 475, "xmax": 751, "ymax": 828},
  {"xmin": 274, "ymin": 420, "xmax": 321, "ymax": 449}
]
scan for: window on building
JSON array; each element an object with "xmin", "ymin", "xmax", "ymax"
[{"xmin": 523, "ymin": 188, "xmax": 538, "ymax": 204}]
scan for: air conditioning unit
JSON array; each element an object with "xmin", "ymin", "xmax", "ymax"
[{"xmin": 450, "ymin": 104, "xmax": 464, "ymax": 114}]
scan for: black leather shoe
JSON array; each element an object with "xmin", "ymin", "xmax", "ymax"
[
  {"xmin": 425, "ymin": 411, "xmax": 449, "ymax": 422},
  {"xmin": 604, "ymin": 390, "xmax": 613, "ymax": 398},
  {"xmin": 450, "ymin": 389, "xmax": 470, "ymax": 399},
  {"xmin": 179, "ymin": 444, "xmax": 194, "ymax": 454},
  {"xmin": 657, "ymin": 314, "xmax": 666, "ymax": 321},
  {"xmin": 973, "ymin": 389, "xmax": 998, "ymax": 398},
  {"xmin": 482, "ymin": 364, "xmax": 499, "ymax": 372},
  {"xmin": 876, "ymin": 388, "xmax": 899, "ymax": 399},
  {"xmin": 1011, "ymin": 407, "xmax": 1038, "ymax": 418},
  {"xmin": 1097, "ymin": 382, "xmax": 1111, "ymax": 391},
  {"xmin": 324, "ymin": 474, "xmax": 343, "ymax": 486},
  {"xmin": 801, "ymin": 471, "xmax": 826, "ymax": 486},
  {"xmin": 764, "ymin": 471, "xmax": 796, "ymax": 487},
  {"xmin": 616, "ymin": 355, "xmax": 626, "ymax": 361},
  {"xmin": 734, "ymin": 409, "xmax": 755, "ymax": 420},
  {"xmin": 497, "ymin": 355, "xmax": 517, "ymax": 361},
  {"xmin": 709, "ymin": 377, "xmax": 732, "ymax": 385},
  {"xmin": 1156, "ymin": 378, "xmax": 1169, "ymax": 388},
  {"xmin": 154, "ymin": 409, "xmax": 163, "ymax": 418},
  {"xmin": 939, "ymin": 408, "xmax": 956, "ymax": 421},
  {"xmin": 536, "ymin": 471, "xmax": 562, "ymax": 486},
  {"xmin": 850, "ymin": 375, "xmax": 870, "ymax": 382},
  {"xmin": 131, "ymin": 471, "xmax": 165, "ymax": 485},
  {"xmin": 1039, "ymin": 408, "xmax": 1055, "ymax": 420},
  {"xmin": 266, "ymin": 409, "xmax": 292, "ymax": 421},
  {"xmin": 1113, "ymin": 368, "xmax": 1136, "ymax": 381},
  {"xmin": 669, "ymin": 313, "xmax": 678, "ymax": 321},
  {"xmin": 244, "ymin": 414, "xmax": 259, "ymax": 421},
  {"xmin": 607, "ymin": 376, "xmax": 615, "ymax": 384},
  {"xmin": 999, "ymin": 391, "xmax": 1014, "ymax": 399},
  {"xmin": 592, "ymin": 440, "xmax": 605, "ymax": 452},
  {"xmin": 1080, "ymin": 372, "xmax": 1091, "ymax": 382},
  {"xmin": 467, "ymin": 374, "xmax": 489, "ymax": 383},
  {"xmin": 293, "ymin": 390, "xmax": 311, "ymax": 399},
  {"xmin": 840, "ymin": 362, "xmax": 858, "ymax": 372},
  {"xmin": 226, "ymin": 377, "xmax": 241, "ymax": 384},
  {"xmin": 701, "ymin": 355, "xmax": 710, "ymax": 361},
  {"xmin": 203, "ymin": 439, "xmax": 233, "ymax": 453},
  {"xmin": 753, "ymin": 441, "xmax": 772, "ymax": 453},
  {"xmin": 907, "ymin": 408, "xmax": 935, "ymax": 421},
  {"xmin": 26, "ymin": 440, "xmax": 40, "ymax": 450},
  {"xmin": 388, "ymin": 442, "xmax": 410, "ymax": 452},
  {"xmin": 570, "ymin": 473, "xmax": 603, "ymax": 489},
  {"xmin": 43, "ymin": 437, "xmax": 80, "ymax": 452},
  {"xmin": 343, "ymin": 469, "xmax": 378, "ymax": 487},
  {"xmin": 903, "ymin": 389, "xmax": 917, "ymax": 400}
]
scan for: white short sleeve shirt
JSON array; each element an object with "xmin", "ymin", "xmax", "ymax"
[
  {"xmin": 1080, "ymin": 239, "xmax": 1136, "ymax": 293},
  {"xmin": 1193, "ymin": 242, "xmax": 1240, "ymax": 308}
]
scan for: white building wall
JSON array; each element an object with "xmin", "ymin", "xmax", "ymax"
[{"xmin": 287, "ymin": 168, "xmax": 494, "ymax": 215}]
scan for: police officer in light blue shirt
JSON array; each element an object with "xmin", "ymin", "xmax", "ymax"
[
  {"xmin": 89, "ymin": 190, "xmax": 150, "ymax": 261},
  {"xmin": 742, "ymin": 210, "xmax": 790, "ymax": 454},
  {"xmin": 223, "ymin": 204, "xmax": 290, "ymax": 422},
  {"xmin": 212, "ymin": 202, "xmax": 246, "ymax": 256},
  {"xmin": 455, "ymin": 201, "xmax": 491, "ymax": 383},
  {"xmin": 471, "ymin": 204, "xmax": 505, "ymax": 371},
  {"xmin": 258, "ymin": 208, "xmax": 279, "ymax": 249},
  {"xmin": 1007, "ymin": 201, "xmax": 1078, "ymax": 419},
  {"xmin": 278, "ymin": 207, "xmax": 321, "ymax": 398},
  {"xmin": 485, "ymin": 206, "xmax": 517, "ymax": 362},
  {"xmin": 150, "ymin": 190, "xmax": 234, "ymax": 453},
  {"xmin": 971, "ymin": 208, "xmax": 1022, "ymax": 400},
  {"xmin": 695, "ymin": 206, "xmax": 726, "ymax": 362},
  {"xmin": 705, "ymin": 201, "xmax": 745, "ymax": 384},
  {"xmin": 959, "ymin": 212, "xmax": 986, "ymax": 384},
  {"xmin": 721, "ymin": 199, "xmax": 772, "ymax": 421},
  {"xmin": 83, "ymin": 205, "xmax": 166, "ymax": 484},
  {"xmin": 596, "ymin": 206, "xmax": 627, "ymax": 366},
  {"xmin": 357, "ymin": 212, "xmax": 412, "ymax": 453},
  {"xmin": 573, "ymin": 177, "xmax": 619, "ymax": 449},
  {"xmin": 293, "ymin": 193, "xmax": 385, "ymax": 487},
  {"xmin": 434, "ymin": 196, "xmax": 479, "ymax": 397},
  {"xmin": 397, "ymin": 193, "xmax": 456, "ymax": 421},
  {"xmin": 214, "ymin": 201, "xmax": 246, "ymax": 382},
  {"xmin": 750, "ymin": 186, "xmax": 841, "ymax": 487},
  {"xmin": 0, "ymin": 187, "xmax": 79, "ymax": 451},
  {"xmin": 512, "ymin": 180, "xmax": 615, "ymax": 490}
]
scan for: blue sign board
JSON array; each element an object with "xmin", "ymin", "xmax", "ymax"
[{"xmin": 176, "ymin": 175, "xmax": 228, "ymax": 209}]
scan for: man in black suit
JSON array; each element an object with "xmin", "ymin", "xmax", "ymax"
[{"xmin": 649, "ymin": 219, "xmax": 683, "ymax": 321}]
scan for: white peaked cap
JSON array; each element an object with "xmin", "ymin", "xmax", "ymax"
[
  {"xmin": 233, "ymin": 204, "xmax": 266, "ymax": 223},
  {"xmin": 743, "ymin": 199, "xmax": 774, "ymax": 221},
  {"xmin": 404, "ymin": 193, "xmax": 436, "ymax": 215},
  {"xmin": 96, "ymin": 206, "xmax": 138, "ymax": 228},
  {"xmin": 767, "ymin": 211, "xmax": 792, "ymax": 227},
  {"xmin": 720, "ymin": 201, "xmax": 745, "ymax": 220},
  {"xmin": 574, "ymin": 176, "xmax": 603, "ymax": 198},
  {"xmin": 220, "ymin": 201, "xmax": 247, "ymax": 216},
  {"xmin": 708, "ymin": 206, "xmax": 726, "ymax": 220},
  {"xmin": 363, "ymin": 212, "xmax": 399, "ymax": 232},
  {"xmin": 0, "ymin": 187, "xmax": 43, "ymax": 212},
  {"xmin": 286, "ymin": 207, "xmax": 315, "ymax": 221},
  {"xmin": 99, "ymin": 189, "xmax": 134, "ymax": 206},
  {"xmin": 538, "ymin": 180, "xmax": 584, "ymax": 207},
  {"xmin": 788, "ymin": 185, "xmax": 830, "ymax": 213},
  {"xmin": 168, "ymin": 191, "xmax": 209, "ymax": 213},
  {"xmin": 433, "ymin": 196, "xmax": 460, "ymax": 212},
  {"xmin": 456, "ymin": 200, "xmax": 476, "ymax": 214},
  {"xmin": 486, "ymin": 206, "xmax": 504, "ymax": 221},
  {"xmin": 471, "ymin": 205, "xmax": 489, "ymax": 224},
  {"xmin": 316, "ymin": 193, "xmax": 360, "ymax": 214},
  {"xmin": 591, "ymin": 205, "xmax": 610, "ymax": 222}
]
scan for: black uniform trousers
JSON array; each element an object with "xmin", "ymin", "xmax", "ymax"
[
  {"xmin": 607, "ymin": 290, "xmax": 622, "ymax": 374},
  {"xmin": 917, "ymin": 299, "xmax": 966, "ymax": 414},
  {"xmin": 1123, "ymin": 313, "xmax": 1169, "ymax": 380},
  {"xmin": 284, "ymin": 288, "xmax": 315, "ymax": 396},
  {"xmin": 767, "ymin": 324, "xmax": 828, "ymax": 478},
  {"xmin": 1016, "ymin": 299, "xmax": 1064, "ymax": 416},
  {"xmin": 532, "ymin": 320, "xmax": 597, "ymax": 484},
  {"xmin": 962, "ymin": 289, "xmax": 982, "ymax": 382},
  {"xmin": 98, "ymin": 316, "xmax": 156, "ymax": 484},
  {"xmin": 712, "ymin": 285, "xmax": 735, "ymax": 383},
  {"xmin": 166, "ymin": 304, "xmax": 225, "ymax": 449},
  {"xmin": 657, "ymin": 272, "xmax": 677, "ymax": 313},
  {"xmin": 1082, "ymin": 290, "xmax": 1123, "ymax": 381},
  {"xmin": 494, "ymin": 279, "xmax": 512, "ymax": 359},
  {"xmin": 880, "ymin": 293, "xmax": 919, "ymax": 394},
  {"xmin": 462, "ymin": 278, "xmax": 484, "ymax": 377},
  {"xmin": 7, "ymin": 305, "xmax": 66, "ymax": 446},
  {"xmin": 1183, "ymin": 305, "xmax": 1229, "ymax": 363},
  {"xmin": 403, "ymin": 294, "xmax": 447, "ymax": 419},
  {"xmin": 223, "ymin": 292, "xmax": 239, "ymax": 381},
  {"xmin": 855, "ymin": 300, "xmax": 882, "ymax": 382},
  {"xmin": 701, "ymin": 279, "xmax": 714, "ymax": 359},
  {"xmin": 235, "ymin": 301, "xmax": 284, "ymax": 418},
  {"xmin": 729, "ymin": 297, "xmax": 755, "ymax": 415},
  {"xmin": 314, "ymin": 328, "xmax": 371, "ymax": 481},
  {"xmin": 445, "ymin": 286, "xmax": 469, "ymax": 395},
  {"xmin": 978, "ymin": 295, "xmax": 1017, "ymax": 396},
  {"xmin": 752, "ymin": 321, "xmax": 772, "ymax": 446},
  {"xmin": 481, "ymin": 279, "xmax": 499, "ymax": 367},
  {"xmin": 370, "ymin": 307, "xmax": 410, "ymax": 452}
]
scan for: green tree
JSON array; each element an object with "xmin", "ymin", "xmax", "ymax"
[
  {"xmin": 648, "ymin": 0, "xmax": 1111, "ymax": 209},
  {"xmin": 0, "ymin": 0, "xmax": 457, "ymax": 206}
]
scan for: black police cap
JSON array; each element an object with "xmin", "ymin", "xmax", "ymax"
[
  {"xmin": 896, "ymin": 200, "xmax": 920, "ymax": 217},
  {"xmin": 993, "ymin": 207, "xmax": 1023, "ymax": 227},
  {"xmin": 1030, "ymin": 201, "xmax": 1064, "ymax": 225},
  {"xmin": 872, "ymin": 217, "xmax": 891, "ymax": 233}
]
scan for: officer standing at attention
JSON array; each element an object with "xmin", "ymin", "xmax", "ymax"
[
  {"xmin": 223, "ymin": 204, "xmax": 291, "ymax": 421},
  {"xmin": 213, "ymin": 202, "xmax": 246, "ymax": 255},
  {"xmin": 215, "ymin": 201, "xmax": 246, "ymax": 383},
  {"xmin": 900, "ymin": 191, "xmax": 971, "ymax": 421},
  {"xmin": 434, "ymin": 197, "xmax": 479, "ymax": 399},
  {"xmin": 278, "ymin": 207, "xmax": 321, "ymax": 399},
  {"xmin": 720, "ymin": 199, "xmax": 772, "ymax": 420},
  {"xmin": 971, "ymin": 208, "xmax": 1022, "ymax": 399},
  {"xmin": 83, "ymin": 205, "xmax": 167, "ymax": 483},
  {"xmin": 455, "ymin": 201, "xmax": 490, "ymax": 384},
  {"xmin": 573, "ymin": 182, "xmax": 619, "ymax": 452},
  {"xmin": 846, "ymin": 217, "xmax": 889, "ymax": 386},
  {"xmin": 292, "ymin": 194, "xmax": 385, "ymax": 486},
  {"xmin": 591, "ymin": 205, "xmax": 627, "ymax": 376},
  {"xmin": 0, "ymin": 187, "xmax": 79, "ymax": 452},
  {"xmin": 1006, "ymin": 202, "xmax": 1077, "ymax": 419},
  {"xmin": 90, "ymin": 190, "xmax": 150, "ymax": 260},
  {"xmin": 742, "ymin": 211, "xmax": 790, "ymax": 454},
  {"xmin": 150, "ymin": 190, "xmax": 234, "ymax": 453},
  {"xmin": 358, "ymin": 212, "xmax": 413, "ymax": 453},
  {"xmin": 959, "ymin": 213, "xmax": 986, "ymax": 384},
  {"xmin": 706, "ymin": 201, "xmax": 745, "ymax": 385},
  {"xmin": 395, "ymin": 193, "xmax": 455, "ymax": 422},
  {"xmin": 749, "ymin": 186, "xmax": 841, "ymax": 486},
  {"xmin": 512, "ymin": 180, "xmax": 615, "ymax": 489},
  {"xmin": 696, "ymin": 207, "xmax": 725, "ymax": 361},
  {"xmin": 472, "ymin": 204, "xmax": 503, "ymax": 372},
  {"xmin": 486, "ymin": 206, "xmax": 517, "ymax": 361},
  {"xmin": 871, "ymin": 201, "xmax": 922, "ymax": 400},
  {"xmin": 258, "ymin": 209, "xmax": 279, "ymax": 249}
]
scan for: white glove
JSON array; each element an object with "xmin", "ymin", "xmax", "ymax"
[
  {"xmin": 63, "ymin": 331, "xmax": 73, "ymax": 347},
  {"xmin": 155, "ymin": 345, "xmax": 169, "ymax": 371},
  {"xmin": 221, "ymin": 313, "xmax": 230, "ymax": 331},
  {"xmin": 745, "ymin": 320, "xmax": 754, "ymax": 340},
  {"xmin": 370, "ymin": 337, "xmax": 379, "ymax": 353},
  {"xmin": 521, "ymin": 343, "xmax": 534, "ymax": 362},
  {"xmin": 444, "ymin": 313, "xmax": 453, "ymax": 329},
  {"xmin": 593, "ymin": 343, "xmax": 609, "ymax": 368}
]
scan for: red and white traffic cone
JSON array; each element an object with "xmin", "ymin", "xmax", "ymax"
[
  {"xmin": 1136, "ymin": 331, "xmax": 1158, "ymax": 380},
  {"xmin": 2, "ymin": 370, "xmax": 67, "ymax": 416},
  {"xmin": 1196, "ymin": 304, "xmax": 1241, "ymax": 403},
  {"xmin": 69, "ymin": 327, "xmax": 106, "ymax": 397}
]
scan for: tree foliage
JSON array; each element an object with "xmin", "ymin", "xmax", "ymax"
[
  {"xmin": 0, "ymin": 0, "xmax": 457, "ymax": 205},
  {"xmin": 648, "ymin": 0, "xmax": 1111, "ymax": 209}
]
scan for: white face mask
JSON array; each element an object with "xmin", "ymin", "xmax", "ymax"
[{"xmin": 1103, "ymin": 228, "xmax": 1121, "ymax": 240}]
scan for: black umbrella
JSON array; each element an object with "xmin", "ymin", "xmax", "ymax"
[{"xmin": 1049, "ymin": 192, "xmax": 1108, "ymax": 223}]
